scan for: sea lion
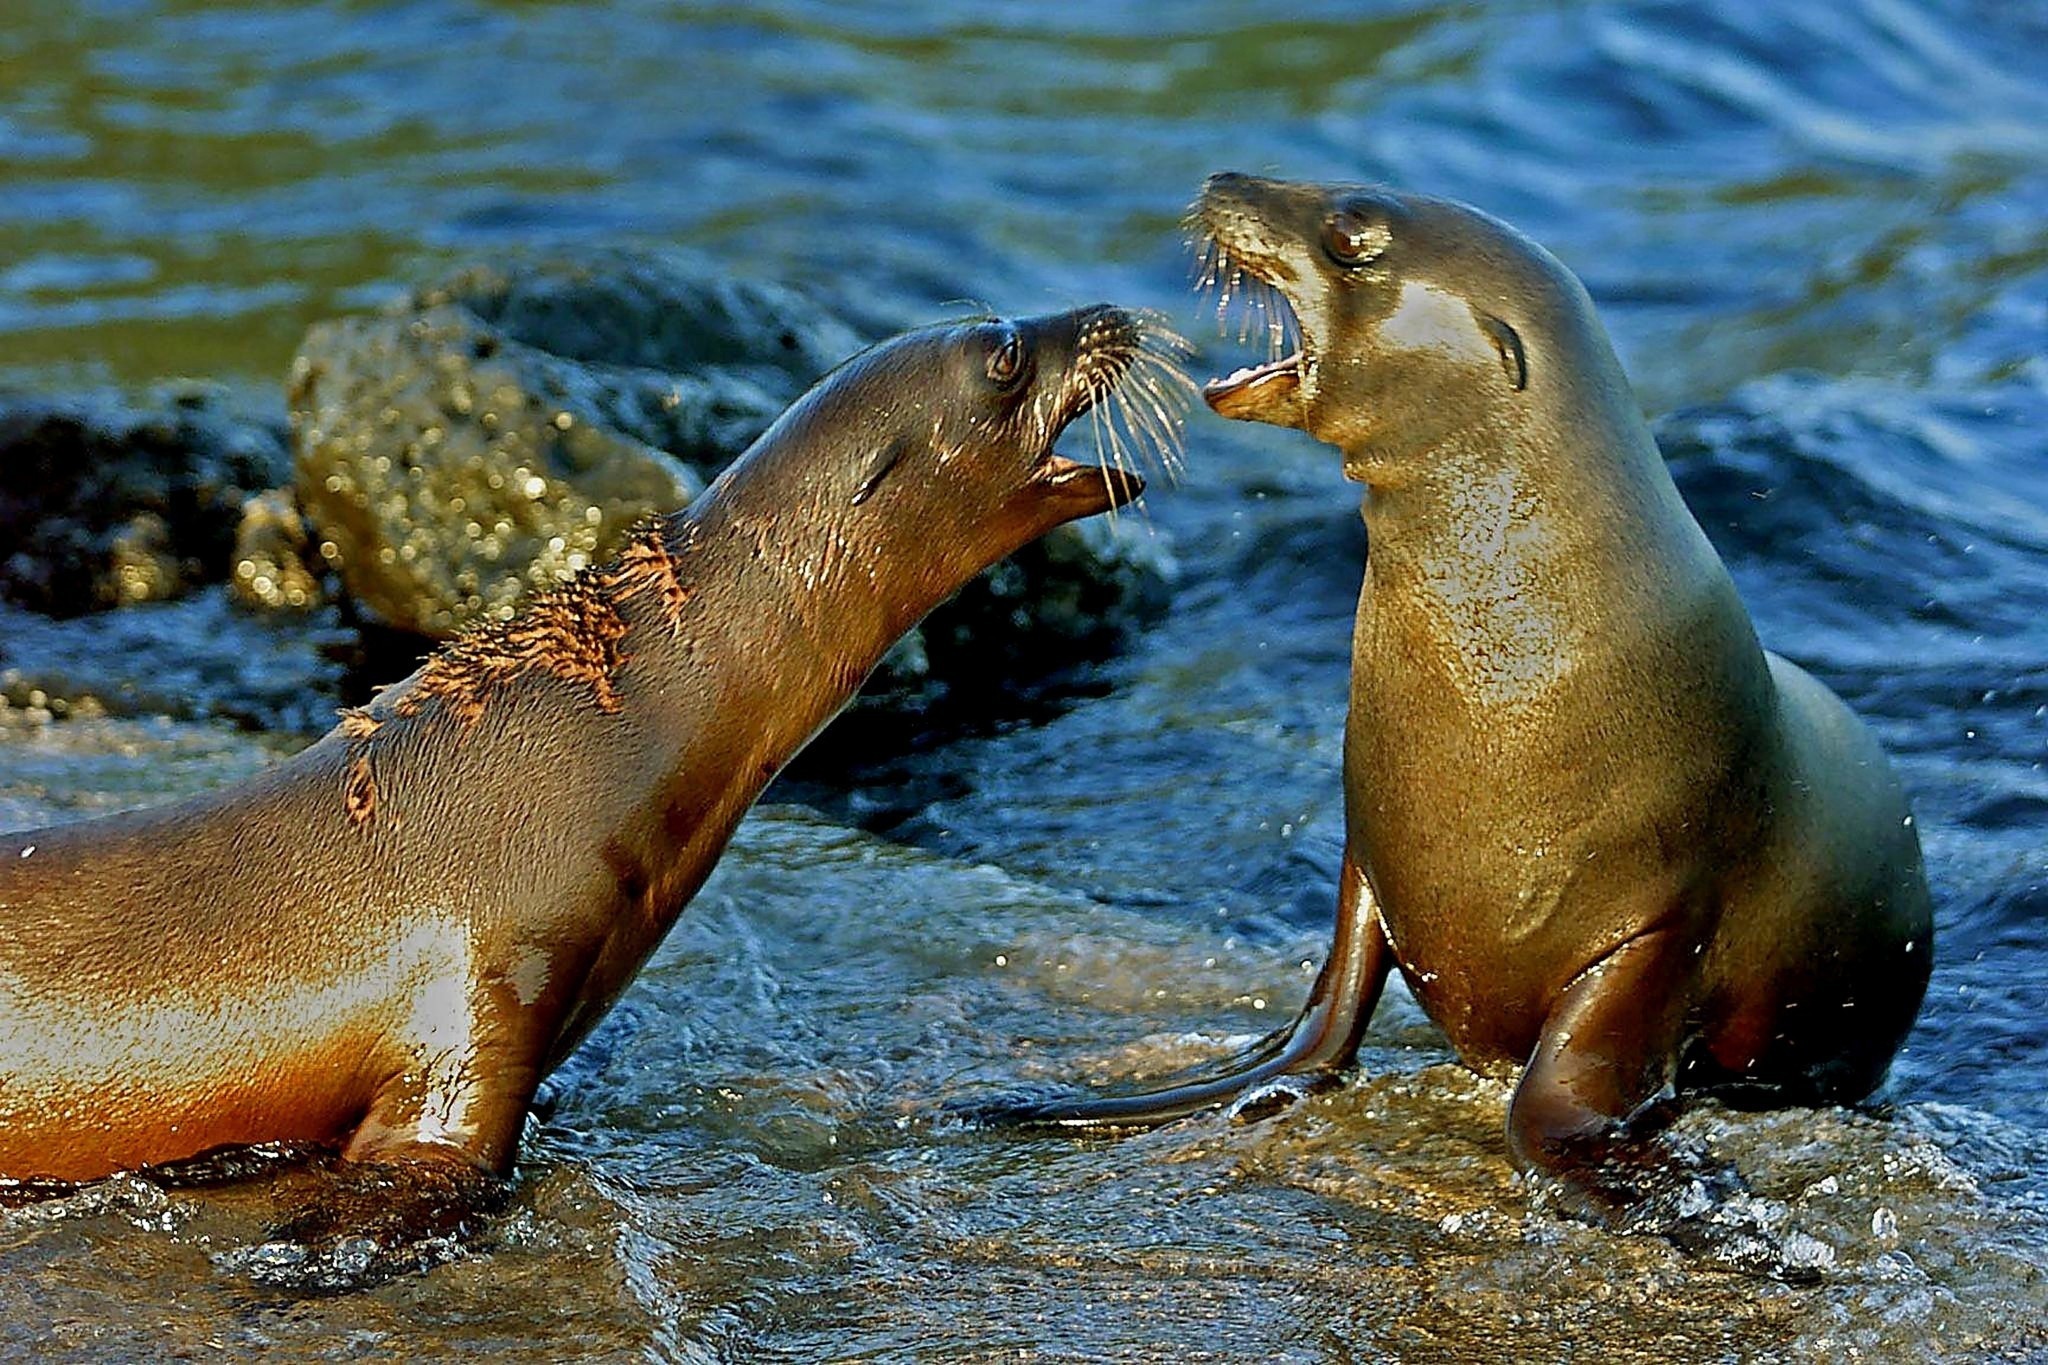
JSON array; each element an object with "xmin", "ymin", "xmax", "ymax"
[
  {"xmin": 996, "ymin": 174, "xmax": 1933, "ymax": 1244},
  {"xmin": 0, "ymin": 303, "xmax": 1187, "ymax": 1279}
]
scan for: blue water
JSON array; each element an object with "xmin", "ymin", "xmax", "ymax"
[{"xmin": 2, "ymin": 0, "xmax": 2046, "ymax": 1357}]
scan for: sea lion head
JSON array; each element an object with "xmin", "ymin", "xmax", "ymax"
[
  {"xmin": 1189, "ymin": 173, "xmax": 1622, "ymax": 483},
  {"xmin": 733, "ymin": 304, "xmax": 1190, "ymax": 579}
]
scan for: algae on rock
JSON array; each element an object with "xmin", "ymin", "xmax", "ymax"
[{"xmin": 289, "ymin": 254, "xmax": 863, "ymax": 637}]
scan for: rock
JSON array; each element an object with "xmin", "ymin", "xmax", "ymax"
[
  {"xmin": 902, "ymin": 516, "xmax": 1175, "ymax": 698},
  {"xmin": 288, "ymin": 251, "xmax": 1174, "ymax": 722},
  {"xmin": 800, "ymin": 515, "xmax": 1177, "ymax": 768},
  {"xmin": 230, "ymin": 489, "xmax": 324, "ymax": 612},
  {"xmin": 290, "ymin": 305, "xmax": 704, "ymax": 635},
  {"xmin": 421, "ymin": 255, "xmax": 857, "ymax": 418},
  {"xmin": 0, "ymin": 384, "xmax": 291, "ymax": 617},
  {"xmin": 289, "ymin": 253, "xmax": 863, "ymax": 636}
]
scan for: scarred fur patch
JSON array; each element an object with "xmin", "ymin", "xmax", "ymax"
[
  {"xmin": 343, "ymin": 749, "xmax": 378, "ymax": 829},
  {"xmin": 609, "ymin": 518, "xmax": 694, "ymax": 636},
  {"xmin": 337, "ymin": 706, "xmax": 383, "ymax": 830},
  {"xmin": 331, "ymin": 520, "xmax": 702, "ymax": 831},
  {"xmin": 396, "ymin": 574, "xmax": 633, "ymax": 726},
  {"xmin": 390, "ymin": 518, "xmax": 692, "ymax": 728}
]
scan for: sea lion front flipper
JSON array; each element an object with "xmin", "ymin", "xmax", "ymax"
[
  {"xmin": 1503, "ymin": 927, "xmax": 1816, "ymax": 1278},
  {"xmin": 977, "ymin": 853, "xmax": 1393, "ymax": 1129},
  {"xmin": 237, "ymin": 1032, "xmax": 539, "ymax": 1290},
  {"xmin": 1505, "ymin": 925, "xmax": 1691, "ymax": 1212},
  {"xmin": 238, "ymin": 1149, "xmax": 510, "ymax": 1292}
]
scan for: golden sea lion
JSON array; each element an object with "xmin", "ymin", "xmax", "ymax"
[
  {"xmin": 995, "ymin": 176, "xmax": 1931, "ymax": 1261},
  {"xmin": 0, "ymin": 303, "xmax": 1187, "ymax": 1284}
]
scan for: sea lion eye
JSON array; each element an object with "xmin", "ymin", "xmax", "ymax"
[
  {"xmin": 1322, "ymin": 210, "xmax": 1387, "ymax": 268},
  {"xmin": 986, "ymin": 327, "xmax": 1025, "ymax": 388}
]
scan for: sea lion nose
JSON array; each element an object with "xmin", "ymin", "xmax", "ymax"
[
  {"xmin": 1043, "ymin": 302, "xmax": 1136, "ymax": 360},
  {"xmin": 1202, "ymin": 170, "xmax": 1285, "ymax": 202}
]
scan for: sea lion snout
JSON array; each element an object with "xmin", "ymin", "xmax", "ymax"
[
  {"xmin": 1000, "ymin": 302, "xmax": 1190, "ymax": 523},
  {"xmin": 1189, "ymin": 172, "xmax": 1355, "ymax": 431}
]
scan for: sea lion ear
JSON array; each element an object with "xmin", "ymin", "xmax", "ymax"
[
  {"xmin": 1479, "ymin": 312, "xmax": 1527, "ymax": 391},
  {"xmin": 850, "ymin": 437, "xmax": 915, "ymax": 506}
]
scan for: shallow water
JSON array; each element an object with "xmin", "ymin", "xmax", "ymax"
[{"xmin": 3, "ymin": 0, "xmax": 2047, "ymax": 1359}]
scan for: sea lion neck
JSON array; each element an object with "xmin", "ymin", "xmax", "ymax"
[
  {"xmin": 1353, "ymin": 403, "xmax": 1736, "ymax": 681},
  {"xmin": 678, "ymin": 472, "xmax": 904, "ymax": 676}
]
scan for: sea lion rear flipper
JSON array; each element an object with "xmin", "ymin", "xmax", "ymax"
[{"xmin": 973, "ymin": 854, "xmax": 1392, "ymax": 1130}]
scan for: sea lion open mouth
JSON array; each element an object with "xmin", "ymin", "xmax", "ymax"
[
  {"xmin": 1189, "ymin": 212, "xmax": 1314, "ymax": 429},
  {"xmin": 1204, "ymin": 349, "xmax": 1306, "ymax": 424},
  {"xmin": 1036, "ymin": 306, "xmax": 1197, "ymax": 508}
]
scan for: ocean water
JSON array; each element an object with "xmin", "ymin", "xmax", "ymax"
[{"xmin": 2, "ymin": 0, "xmax": 2045, "ymax": 1358}]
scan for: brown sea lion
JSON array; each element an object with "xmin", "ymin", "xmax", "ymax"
[
  {"xmin": 995, "ymin": 175, "xmax": 1933, "ymax": 1250},
  {"xmin": 0, "ymin": 303, "xmax": 1187, "ymax": 1281}
]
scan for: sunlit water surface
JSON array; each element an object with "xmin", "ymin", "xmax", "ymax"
[{"xmin": 3, "ymin": 0, "xmax": 2046, "ymax": 1359}]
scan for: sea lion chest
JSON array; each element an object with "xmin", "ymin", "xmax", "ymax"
[{"xmin": 1340, "ymin": 533, "xmax": 1759, "ymax": 1066}]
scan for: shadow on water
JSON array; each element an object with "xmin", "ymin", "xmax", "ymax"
[{"xmin": 3, "ymin": 0, "xmax": 2047, "ymax": 1358}]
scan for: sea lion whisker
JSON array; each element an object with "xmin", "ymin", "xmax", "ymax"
[
  {"xmin": 1112, "ymin": 370, "xmax": 1187, "ymax": 483},
  {"xmin": 1235, "ymin": 273, "xmax": 1262, "ymax": 346},
  {"xmin": 1128, "ymin": 323, "xmax": 1196, "ymax": 390},
  {"xmin": 1125, "ymin": 373, "xmax": 1190, "ymax": 481},
  {"xmin": 1106, "ymin": 385, "xmax": 1160, "ymax": 477},
  {"xmin": 1125, "ymin": 348, "xmax": 1195, "ymax": 425},
  {"xmin": 1245, "ymin": 277, "xmax": 1272, "ymax": 346},
  {"xmin": 1131, "ymin": 334, "xmax": 1197, "ymax": 430},
  {"xmin": 1219, "ymin": 263, "xmax": 1245, "ymax": 322},
  {"xmin": 1091, "ymin": 378, "xmax": 1134, "ymax": 482},
  {"xmin": 1097, "ymin": 391, "xmax": 1156, "ymax": 531},
  {"xmin": 1132, "ymin": 309, "xmax": 1196, "ymax": 360},
  {"xmin": 1141, "ymin": 365, "xmax": 1201, "ymax": 416},
  {"xmin": 1085, "ymin": 394, "xmax": 1123, "ymax": 532},
  {"xmin": 1262, "ymin": 280, "xmax": 1291, "ymax": 362}
]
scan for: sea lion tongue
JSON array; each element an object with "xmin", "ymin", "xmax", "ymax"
[{"xmin": 1203, "ymin": 352, "xmax": 1304, "ymax": 427}]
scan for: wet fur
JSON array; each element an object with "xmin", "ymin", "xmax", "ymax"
[{"xmin": 0, "ymin": 305, "xmax": 1182, "ymax": 1290}]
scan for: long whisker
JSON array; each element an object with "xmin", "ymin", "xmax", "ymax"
[
  {"xmin": 1187, "ymin": 235, "xmax": 1304, "ymax": 381},
  {"xmin": 1125, "ymin": 369, "xmax": 1190, "ymax": 481},
  {"xmin": 1083, "ymin": 389, "xmax": 1116, "ymax": 533},
  {"xmin": 1099, "ymin": 379, "xmax": 1137, "ymax": 493},
  {"xmin": 1122, "ymin": 389, "xmax": 1181, "ymax": 485},
  {"xmin": 1261, "ymin": 279, "xmax": 1290, "ymax": 361},
  {"xmin": 1132, "ymin": 309, "xmax": 1196, "ymax": 361},
  {"xmin": 1094, "ymin": 323, "xmax": 1194, "ymax": 487},
  {"xmin": 1218, "ymin": 262, "xmax": 1244, "ymax": 330},
  {"xmin": 1119, "ymin": 359, "xmax": 1183, "ymax": 457}
]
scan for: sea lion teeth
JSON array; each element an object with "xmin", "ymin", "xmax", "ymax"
[
  {"xmin": 1203, "ymin": 353, "xmax": 1305, "ymax": 424},
  {"xmin": 1206, "ymin": 352, "xmax": 1303, "ymax": 393}
]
